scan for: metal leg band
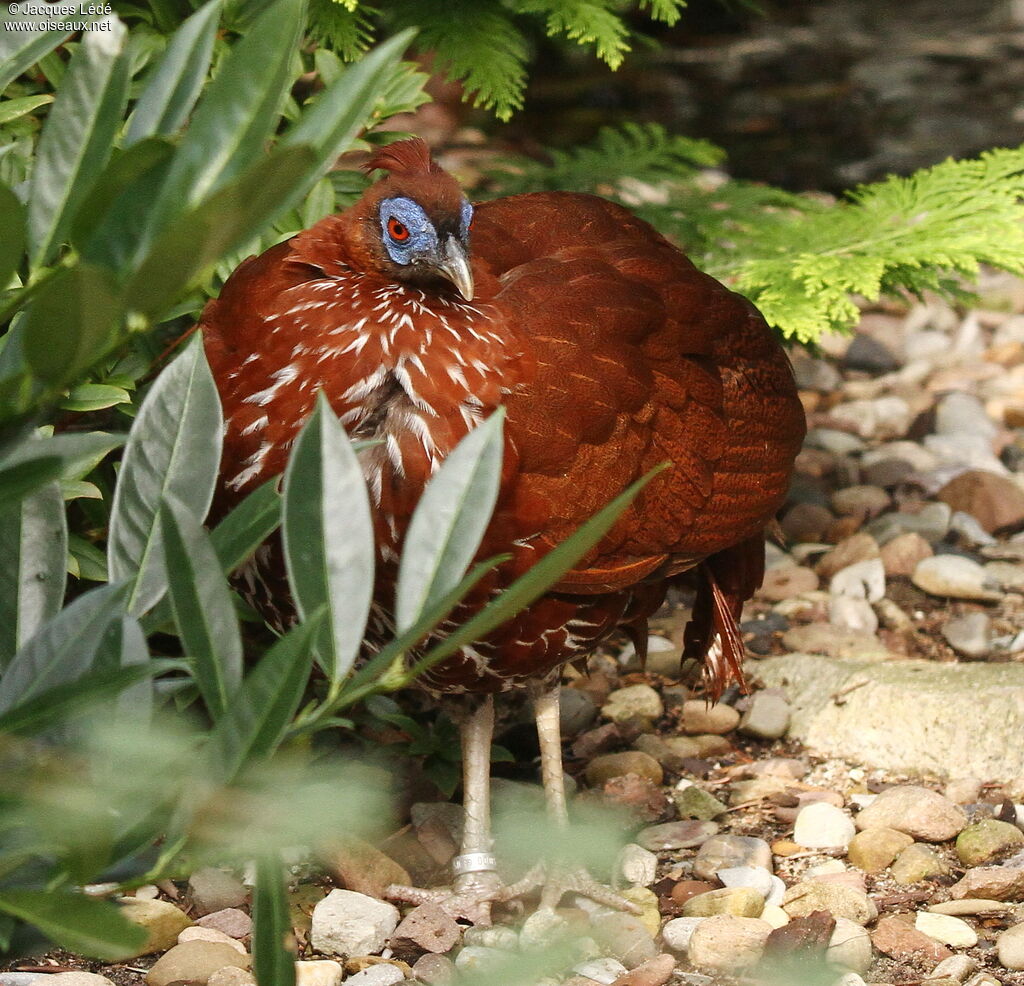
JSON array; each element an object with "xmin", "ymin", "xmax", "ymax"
[{"xmin": 451, "ymin": 852, "xmax": 498, "ymax": 876}]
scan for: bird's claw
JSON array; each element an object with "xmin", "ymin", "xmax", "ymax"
[
  {"xmin": 385, "ymin": 877, "xmax": 501, "ymax": 926},
  {"xmin": 495, "ymin": 861, "xmax": 643, "ymax": 914}
]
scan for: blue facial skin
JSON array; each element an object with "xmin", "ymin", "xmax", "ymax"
[{"xmin": 380, "ymin": 196, "xmax": 473, "ymax": 267}]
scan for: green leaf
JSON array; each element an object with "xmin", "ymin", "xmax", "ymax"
[
  {"xmin": 209, "ymin": 476, "xmax": 282, "ymax": 574},
  {"xmin": 0, "ymin": 482, "xmax": 66, "ymax": 669},
  {"xmin": 0, "ymin": 431, "xmax": 125, "ymax": 484},
  {"xmin": 26, "ymin": 19, "xmax": 131, "ymax": 267},
  {"xmin": 0, "ymin": 456, "xmax": 62, "ymax": 513},
  {"xmin": 0, "ymin": 93, "xmax": 54, "ymax": 125},
  {"xmin": 252, "ymin": 855, "xmax": 296, "ymax": 986},
  {"xmin": 21, "ymin": 263, "xmax": 122, "ymax": 387},
  {"xmin": 0, "ymin": 891, "xmax": 146, "ymax": 961},
  {"xmin": 59, "ymin": 383, "xmax": 132, "ymax": 412},
  {"xmin": 108, "ymin": 336, "xmax": 223, "ymax": 615},
  {"xmin": 160, "ymin": 494, "xmax": 243, "ymax": 721},
  {"xmin": 0, "ymin": 581, "xmax": 130, "ymax": 715},
  {"xmin": 0, "ymin": 660, "xmax": 166, "ymax": 736},
  {"xmin": 141, "ymin": 0, "xmax": 305, "ymax": 245},
  {"xmin": 282, "ymin": 393, "xmax": 374, "ymax": 682},
  {"xmin": 126, "ymin": 0, "xmax": 222, "ymax": 145},
  {"xmin": 68, "ymin": 534, "xmax": 109, "ymax": 582},
  {"xmin": 0, "ymin": 16, "xmax": 73, "ymax": 92},
  {"xmin": 125, "ymin": 144, "xmax": 317, "ymax": 318},
  {"xmin": 0, "ymin": 181, "xmax": 26, "ymax": 290},
  {"xmin": 395, "ymin": 409, "xmax": 504, "ymax": 632},
  {"xmin": 209, "ymin": 614, "xmax": 321, "ymax": 781}
]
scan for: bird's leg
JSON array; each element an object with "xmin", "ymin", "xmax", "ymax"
[
  {"xmin": 495, "ymin": 682, "xmax": 640, "ymax": 914},
  {"xmin": 386, "ymin": 695, "xmax": 502, "ymax": 925}
]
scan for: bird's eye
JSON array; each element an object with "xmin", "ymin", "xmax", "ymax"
[{"xmin": 387, "ymin": 217, "xmax": 410, "ymax": 242}]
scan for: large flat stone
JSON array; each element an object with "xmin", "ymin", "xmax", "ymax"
[{"xmin": 753, "ymin": 655, "xmax": 1024, "ymax": 779}]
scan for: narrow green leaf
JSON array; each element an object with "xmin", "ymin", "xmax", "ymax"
[
  {"xmin": 252, "ymin": 855, "xmax": 296, "ymax": 986},
  {"xmin": 126, "ymin": 0, "xmax": 222, "ymax": 145},
  {"xmin": 209, "ymin": 614, "xmax": 321, "ymax": 781},
  {"xmin": 0, "ymin": 581, "xmax": 130, "ymax": 715},
  {"xmin": 125, "ymin": 144, "xmax": 317, "ymax": 318},
  {"xmin": 27, "ymin": 19, "xmax": 131, "ymax": 267},
  {"xmin": 142, "ymin": 0, "xmax": 304, "ymax": 244},
  {"xmin": 396, "ymin": 409, "xmax": 504, "ymax": 632},
  {"xmin": 0, "ymin": 182, "xmax": 26, "ymax": 290},
  {"xmin": 0, "ymin": 660, "xmax": 168, "ymax": 736},
  {"xmin": 0, "ymin": 93, "xmax": 54, "ymax": 125},
  {"xmin": 0, "ymin": 891, "xmax": 146, "ymax": 961},
  {"xmin": 0, "ymin": 16, "xmax": 73, "ymax": 92},
  {"xmin": 209, "ymin": 476, "xmax": 282, "ymax": 574},
  {"xmin": 282, "ymin": 393, "xmax": 374, "ymax": 682},
  {"xmin": 160, "ymin": 494, "xmax": 243, "ymax": 721},
  {"xmin": 21, "ymin": 263, "xmax": 122, "ymax": 387},
  {"xmin": 0, "ymin": 482, "xmax": 66, "ymax": 669},
  {"xmin": 68, "ymin": 533, "xmax": 109, "ymax": 582},
  {"xmin": 108, "ymin": 336, "xmax": 223, "ymax": 615},
  {"xmin": 112, "ymin": 615, "xmax": 154, "ymax": 720},
  {"xmin": 0, "ymin": 431, "xmax": 125, "ymax": 484},
  {"xmin": 0, "ymin": 456, "xmax": 63, "ymax": 512},
  {"xmin": 406, "ymin": 466, "xmax": 669, "ymax": 681},
  {"xmin": 59, "ymin": 383, "xmax": 132, "ymax": 412}
]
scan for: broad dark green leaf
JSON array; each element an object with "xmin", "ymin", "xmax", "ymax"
[
  {"xmin": 108, "ymin": 336, "xmax": 223, "ymax": 615},
  {"xmin": 395, "ymin": 409, "xmax": 504, "ymax": 632},
  {"xmin": 58, "ymin": 383, "xmax": 132, "ymax": 412},
  {"xmin": 27, "ymin": 19, "xmax": 131, "ymax": 267},
  {"xmin": 110, "ymin": 615, "xmax": 154, "ymax": 720},
  {"xmin": 252, "ymin": 855, "xmax": 296, "ymax": 986},
  {"xmin": 0, "ymin": 581, "xmax": 130, "ymax": 715},
  {"xmin": 0, "ymin": 16, "xmax": 72, "ymax": 92},
  {"xmin": 0, "ymin": 456, "xmax": 63, "ymax": 509},
  {"xmin": 0, "ymin": 660, "xmax": 168, "ymax": 735},
  {"xmin": 160, "ymin": 494, "xmax": 243, "ymax": 721},
  {"xmin": 0, "ymin": 482, "xmax": 66, "ymax": 669},
  {"xmin": 281, "ymin": 30, "xmax": 417, "ymax": 194},
  {"xmin": 125, "ymin": 144, "xmax": 317, "ymax": 318},
  {"xmin": 21, "ymin": 263, "xmax": 122, "ymax": 386},
  {"xmin": 126, "ymin": 0, "xmax": 222, "ymax": 145},
  {"xmin": 0, "ymin": 182, "xmax": 26, "ymax": 291},
  {"xmin": 141, "ymin": 0, "xmax": 304, "ymax": 245},
  {"xmin": 282, "ymin": 393, "xmax": 374, "ymax": 682},
  {"xmin": 0, "ymin": 891, "xmax": 146, "ymax": 961},
  {"xmin": 406, "ymin": 466, "xmax": 669, "ymax": 681},
  {"xmin": 209, "ymin": 476, "xmax": 281, "ymax": 574},
  {"xmin": 0, "ymin": 431, "xmax": 125, "ymax": 483},
  {"xmin": 209, "ymin": 615, "xmax": 321, "ymax": 781}
]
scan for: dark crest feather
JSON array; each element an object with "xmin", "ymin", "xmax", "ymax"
[{"xmin": 363, "ymin": 138, "xmax": 440, "ymax": 177}]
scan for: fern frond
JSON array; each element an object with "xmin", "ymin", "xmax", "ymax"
[
  {"xmin": 308, "ymin": 0, "xmax": 377, "ymax": 60},
  {"xmin": 489, "ymin": 123, "xmax": 724, "ymax": 195},
  {"xmin": 712, "ymin": 146, "xmax": 1024, "ymax": 341},
  {"xmin": 514, "ymin": 0, "xmax": 631, "ymax": 69},
  {"xmin": 639, "ymin": 0, "xmax": 687, "ymax": 24}
]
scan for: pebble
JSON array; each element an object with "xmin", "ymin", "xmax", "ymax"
[
  {"xmin": 930, "ymin": 954, "xmax": 979, "ymax": 980},
  {"xmin": 872, "ymin": 915, "xmax": 952, "ymax": 966},
  {"xmin": 870, "ymin": 502, "xmax": 954, "ymax": 545},
  {"xmin": 780, "ymin": 623, "xmax": 891, "ymax": 661},
  {"xmin": 680, "ymin": 887, "xmax": 764, "ymax": 918},
  {"xmin": 206, "ymin": 970, "xmax": 255, "ymax": 986},
  {"xmin": 602, "ymin": 684, "xmax": 664, "ymax": 723},
  {"xmin": 930, "ymin": 898, "xmax": 1015, "ymax": 916},
  {"xmin": 782, "ymin": 881, "xmax": 877, "ymax": 926},
  {"xmin": 737, "ymin": 691, "xmax": 790, "ymax": 739},
  {"xmin": 672, "ymin": 784, "xmax": 727, "ymax": 821},
  {"xmin": 636, "ymin": 820, "xmax": 718, "ymax": 852},
  {"xmin": 616, "ymin": 843, "xmax": 659, "ymax": 887},
  {"xmin": 935, "ymin": 392, "xmax": 999, "ymax": 440},
  {"xmin": 309, "ymin": 890, "xmax": 400, "ymax": 956},
  {"xmin": 685, "ymin": 915, "xmax": 772, "ymax": 973},
  {"xmin": 829, "ymin": 595, "xmax": 878, "ymax": 634},
  {"xmin": 847, "ymin": 827, "xmax": 914, "ymax": 872},
  {"xmin": 586, "ymin": 752, "xmax": 664, "ymax": 787},
  {"xmin": 854, "ymin": 785, "xmax": 968, "ymax": 840},
  {"xmin": 815, "ymin": 533, "xmax": 881, "ymax": 578},
  {"xmin": 196, "ymin": 908, "xmax": 252, "ymax": 939},
  {"xmin": 574, "ymin": 957, "xmax": 630, "ymax": 984},
  {"xmin": 693, "ymin": 834, "xmax": 773, "ymax": 880},
  {"xmin": 661, "ymin": 917, "xmax": 705, "ymax": 951},
  {"xmin": 891, "ymin": 843, "xmax": 952, "ymax": 884},
  {"xmin": 758, "ymin": 565, "xmax": 819, "ymax": 601},
  {"xmin": 411, "ymin": 953, "xmax": 455, "ymax": 985},
  {"xmin": 831, "ymin": 558, "xmax": 886, "ymax": 603},
  {"xmin": 831, "ymin": 485, "xmax": 891, "ymax": 517},
  {"xmin": 591, "ymin": 912, "xmax": 659, "ymax": 968},
  {"xmin": 997, "ymin": 922, "xmax": 1024, "ymax": 970},
  {"xmin": 679, "ymin": 700, "xmax": 740, "ymax": 735},
  {"xmin": 913, "ymin": 554, "xmax": 1003, "ymax": 601},
  {"xmin": 949, "ymin": 864, "xmax": 1024, "ymax": 900},
  {"xmin": 942, "ymin": 612, "xmax": 993, "ymax": 658},
  {"xmin": 988, "ymin": 560, "xmax": 1024, "ymax": 589},
  {"xmin": 294, "ymin": 960, "xmax": 344, "ymax": 986},
  {"xmin": 805, "ymin": 427, "xmax": 866, "ymax": 456},
  {"xmin": 118, "ymin": 897, "xmax": 193, "ymax": 957},
  {"xmin": 453, "ymin": 946, "xmax": 512, "ymax": 974},
  {"xmin": 879, "ymin": 531, "xmax": 934, "ymax": 575},
  {"xmin": 781, "ymin": 502, "xmax": 835, "ymax": 542},
  {"xmin": 188, "ymin": 868, "xmax": 249, "ymax": 916},
  {"xmin": 325, "ymin": 836, "xmax": 411, "ymax": 900},
  {"xmin": 178, "ymin": 927, "xmax": 247, "ymax": 955},
  {"xmin": 343, "ymin": 965, "xmax": 405, "ymax": 986},
  {"xmin": 827, "ymin": 917, "xmax": 873, "ymax": 974},
  {"xmin": 793, "ymin": 802, "xmax": 857, "ymax": 849},
  {"xmin": 145, "ymin": 941, "xmax": 251, "ymax": 986},
  {"xmin": 956, "ymin": 818, "xmax": 1024, "ymax": 865},
  {"xmin": 717, "ymin": 865, "xmax": 774, "ymax": 898},
  {"xmin": 560, "ymin": 686, "xmax": 598, "ymax": 735},
  {"xmin": 914, "ymin": 912, "xmax": 978, "ymax": 948},
  {"xmin": 30, "ymin": 977, "xmax": 115, "ymax": 986},
  {"xmin": 391, "ymin": 902, "xmax": 461, "ymax": 954}
]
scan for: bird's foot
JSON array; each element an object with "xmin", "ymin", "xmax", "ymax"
[
  {"xmin": 386, "ymin": 852, "xmax": 505, "ymax": 926},
  {"xmin": 494, "ymin": 860, "xmax": 643, "ymax": 915}
]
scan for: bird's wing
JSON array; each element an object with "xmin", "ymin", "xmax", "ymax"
[{"xmin": 472, "ymin": 192, "xmax": 805, "ymax": 594}]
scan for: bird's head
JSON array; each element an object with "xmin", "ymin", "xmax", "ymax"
[{"xmin": 354, "ymin": 138, "xmax": 475, "ymax": 301}]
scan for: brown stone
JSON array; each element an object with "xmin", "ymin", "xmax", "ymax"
[
  {"xmin": 781, "ymin": 502, "xmax": 835, "ymax": 543},
  {"xmin": 936, "ymin": 470, "xmax": 1024, "ymax": 534},
  {"xmin": 145, "ymin": 942, "xmax": 251, "ymax": 986},
  {"xmin": 670, "ymin": 880, "xmax": 716, "ymax": 905},
  {"xmin": 949, "ymin": 865, "xmax": 1024, "ymax": 901},
  {"xmin": 195, "ymin": 909, "xmax": 251, "ymax": 939},
  {"xmin": 390, "ymin": 902, "xmax": 460, "ymax": 955},
  {"xmin": 610, "ymin": 953, "xmax": 675, "ymax": 986},
  {"xmin": 586, "ymin": 751, "xmax": 663, "ymax": 787},
  {"xmin": 758, "ymin": 565, "xmax": 819, "ymax": 601},
  {"xmin": 847, "ymin": 827, "xmax": 914, "ymax": 873},
  {"xmin": 879, "ymin": 532, "xmax": 933, "ymax": 576},
  {"xmin": 871, "ymin": 915, "xmax": 952, "ymax": 967},
  {"xmin": 815, "ymin": 533, "xmax": 880, "ymax": 579},
  {"xmin": 322, "ymin": 836, "xmax": 411, "ymax": 900}
]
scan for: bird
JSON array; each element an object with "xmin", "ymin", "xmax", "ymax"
[{"xmin": 201, "ymin": 137, "xmax": 806, "ymax": 924}]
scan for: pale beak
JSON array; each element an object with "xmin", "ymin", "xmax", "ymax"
[{"xmin": 435, "ymin": 236, "xmax": 474, "ymax": 302}]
